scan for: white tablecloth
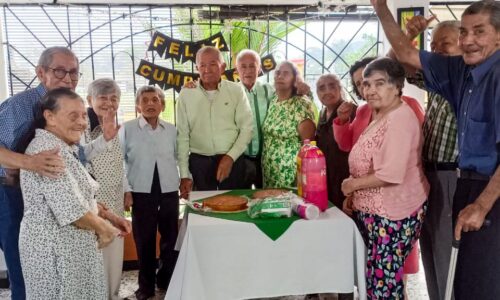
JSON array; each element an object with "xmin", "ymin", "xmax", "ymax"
[{"xmin": 166, "ymin": 191, "xmax": 367, "ymax": 300}]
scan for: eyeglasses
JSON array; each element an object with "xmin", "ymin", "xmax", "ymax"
[{"xmin": 47, "ymin": 67, "xmax": 81, "ymax": 81}]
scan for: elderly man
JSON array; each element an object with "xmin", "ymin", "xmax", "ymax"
[
  {"xmin": 177, "ymin": 46, "xmax": 253, "ymax": 197},
  {"xmin": 235, "ymin": 49, "xmax": 274, "ymax": 188},
  {"xmin": 372, "ymin": 1, "xmax": 500, "ymax": 298},
  {"xmin": 398, "ymin": 18, "xmax": 462, "ymax": 300},
  {"xmin": 0, "ymin": 47, "xmax": 118, "ymax": 299},
  {"xmin": 184, "ymin": 49, "xmax": 312, "ymax": 189}
]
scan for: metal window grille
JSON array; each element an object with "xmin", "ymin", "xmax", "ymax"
[{"xmin": 1, "ymin": 3, "xmax": 469, "ymax": 123}]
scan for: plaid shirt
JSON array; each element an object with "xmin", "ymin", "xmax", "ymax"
[
  {"xmin": 408, "ymin": 73, "xmax": 458, "ymax": 163},
  {"xmin": 0, "ymin": 84, "xmax": 46, "ymax": 176}
]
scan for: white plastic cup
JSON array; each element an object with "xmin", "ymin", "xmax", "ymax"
[
  {"xmin": 290, "ymin": 195, "xmax": 320, "ymax": 220},
  {"xmin": 294, "ymin": 203, "xmax": 320, "ymax": 220}
]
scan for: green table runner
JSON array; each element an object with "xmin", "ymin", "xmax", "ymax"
[{"xmin": 187, "ymin": 189, "xmax": 300, "ymax": 241}]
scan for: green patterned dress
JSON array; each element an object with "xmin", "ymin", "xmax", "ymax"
[{"xmin": 262, "ymin": 95, "xmax": 316, "ymax": 188}]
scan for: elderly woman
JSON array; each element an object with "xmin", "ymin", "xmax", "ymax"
[
  {"xmin": 19, "ymin": 88, "xmax": 126, "ymax": 300},
  {"xmin": 120, "ymin": 86, "xmax": 179, "ymax": 300},
  {"xmin": 261, "ymin": 61, "xmax": 316, "ymax": 188},
  {"xmin": 313, "ymin": 73, "xmax": 356, "ymax": 300},
  {"xmin": 315, "ymin": 74, "xmax": 355, "ymax": 209},
  {"xmin": 334, "ymin": 57, "xmax": 424, "ymax": 152},
  {"xmin": 335, "ymin": 57, "xmax": 425, "ymax": 287},
  {"xmin": 341, "ymin": 58, "xmax": 429, "ymax": 299},
  {"xmin": 83, "ymin": 78, "xmax": 132, "ymax": 300}
]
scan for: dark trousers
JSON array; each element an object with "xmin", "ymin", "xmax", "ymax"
[
  {"xmin": 189, "ymin": 153, "xmax": 249, "ymax": 190},
  {"xmin": 452, "ymin": 178, "xmax": 500, "ymax": 300},
  {"xmin": 420, "ymin": 170, "xmax": 456, "ymax": 300},
  {"xmin": 243, "ymin": 155, "xmax": 263, "ymax": 189},
  {"xmin": 131, "ymin": 169, "xmax": 179, "ymax": 294},
  {"xmin": 0, "ymin": 185, "xmax": 25, "ymax": 300}
]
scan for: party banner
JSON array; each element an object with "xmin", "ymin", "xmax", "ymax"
[
  {"xmin": 148, "ymin": 31, "xmax": 229, "ymax": 63},
  {"xmin": 136, "ymin": 54, "xmax": 277, "ymax": 92}
]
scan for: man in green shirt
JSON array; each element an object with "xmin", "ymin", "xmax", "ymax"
[
  {"xmin": 236, "ymin": 50, "xmax": 274, "ymax": 188},
  {"xmin": 177, "ymin": 46, "xmax": 253, "ymax": 197}
]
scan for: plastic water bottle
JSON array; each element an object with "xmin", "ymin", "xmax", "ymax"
[
  {"xmin": 296, "ymin": 139, "xmax": 312, "ymax": 197},
  {"xmin": 301, "ymin": 141, "xmax": 328, "ymax": 211}
]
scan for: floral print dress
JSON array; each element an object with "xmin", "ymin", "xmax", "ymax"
[
  {"xmin": 19, "ymin": 129, "xmax": 106, "ymax": 300},
  {"xmin": 262, "ymin": 95, "xmax": 315, "ymax": 188}
]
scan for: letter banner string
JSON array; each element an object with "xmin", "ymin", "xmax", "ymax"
[
  {"xmin": 148, "ymin": 31, "xmax": 230, "ymax": 63},
  {"xmin": 136, "ymin": 54, "xmax": 276, "ymax": 92}
]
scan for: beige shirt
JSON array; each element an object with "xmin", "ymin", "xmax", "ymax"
[{"xmin": 176, "ymin": 80, "xmax": 253, "ymax": 178}]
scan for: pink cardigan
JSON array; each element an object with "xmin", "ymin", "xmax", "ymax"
[
  {"xmin": 333, "ymin": 96, "xmax": 425, "ymax": 152},
  {"xmin": 348, "ymin": 102, "xmax": 429, "ymax": 220}
]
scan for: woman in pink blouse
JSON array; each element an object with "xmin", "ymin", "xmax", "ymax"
[
  {"xmin": 333, "ymin": 57, "xmax": 424, "ymax": 152},
  {"xmin": 335, "ymin": 57, "xmax": 423, "ymax": 284},
  {"xmin": 341, "ymin": 58, "xmax": 429, "ymax": 299}
]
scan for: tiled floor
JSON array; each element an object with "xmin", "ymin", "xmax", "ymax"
[{"xmin": 0, "ymin": 259, "xmax": 429, "ymax": 300}]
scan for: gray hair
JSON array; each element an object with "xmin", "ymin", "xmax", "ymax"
[
  {"xmin": 363, "ymin": 57, "xmax": 406, "ymax": 97},
  {"xmin": 433, "ymin": 20, "xmax": 461, "ymax": 34},
  {"xmin": 463, "ymin": 0, "xmax": 500, "ymax": 31},
  {"xmin": 195, "ymin": 46, "xmax": 225, "ymax": 65},
  {"xmin": 37, "ymin": 46, "xmax": 79, "ymax": 70},
  {"xmin": 135, "ymin": 85, "xmax": 165, "ymax": 105},
  {"xmin": 87, "ymin": 78, "xmax": 121, "ymax": 100},
  {"xmin": 316, "ymin": 73, "xmax": 346, "ymax": 101},
  {"xmin": 236, "ymin": 49, "xmax": 261, "ymax": 66}
]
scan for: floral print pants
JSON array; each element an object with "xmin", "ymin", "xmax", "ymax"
[{"xmin": 355, "ymin": 204, "xmax": 427, "ymax": 299}]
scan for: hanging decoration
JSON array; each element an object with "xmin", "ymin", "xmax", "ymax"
[
  {"xmin": 137, "ymin": 29, "xmax": 277, "ymax": 92},
  {"xmin": 147, "ymin": 31, "xmax": 229, "ymax": 63},
  {"xmin": 136, "ymin": 53, "xmax": 276, "ymax": 92}
]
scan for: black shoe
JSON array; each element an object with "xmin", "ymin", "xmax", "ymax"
[{"xmin": 134, "ymin": 290, "xmax": 154, "ymax": 300}]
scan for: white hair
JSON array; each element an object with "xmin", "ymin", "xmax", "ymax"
[{"xmin": 236, "ymin": 49, "xmax": 261, "ymax": 66}]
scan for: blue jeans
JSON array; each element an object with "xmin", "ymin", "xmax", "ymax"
[{"xmin": 0, "ymin": 185, "xmax": 25, "ymax": 300}]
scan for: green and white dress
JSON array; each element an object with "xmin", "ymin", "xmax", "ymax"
[{"xmin": 262, "ymin": 95, "xmax": 315, "ymax": 188}]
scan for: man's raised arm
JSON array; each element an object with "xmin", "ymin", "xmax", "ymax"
[{"xmin": 371, "ymin": 0, "xmax": 423, "ymax": 70}]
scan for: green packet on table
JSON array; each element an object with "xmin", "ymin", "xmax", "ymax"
[{"xmin": 247, "ymin": 196, "xmax": 292, "ymax": 219}]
